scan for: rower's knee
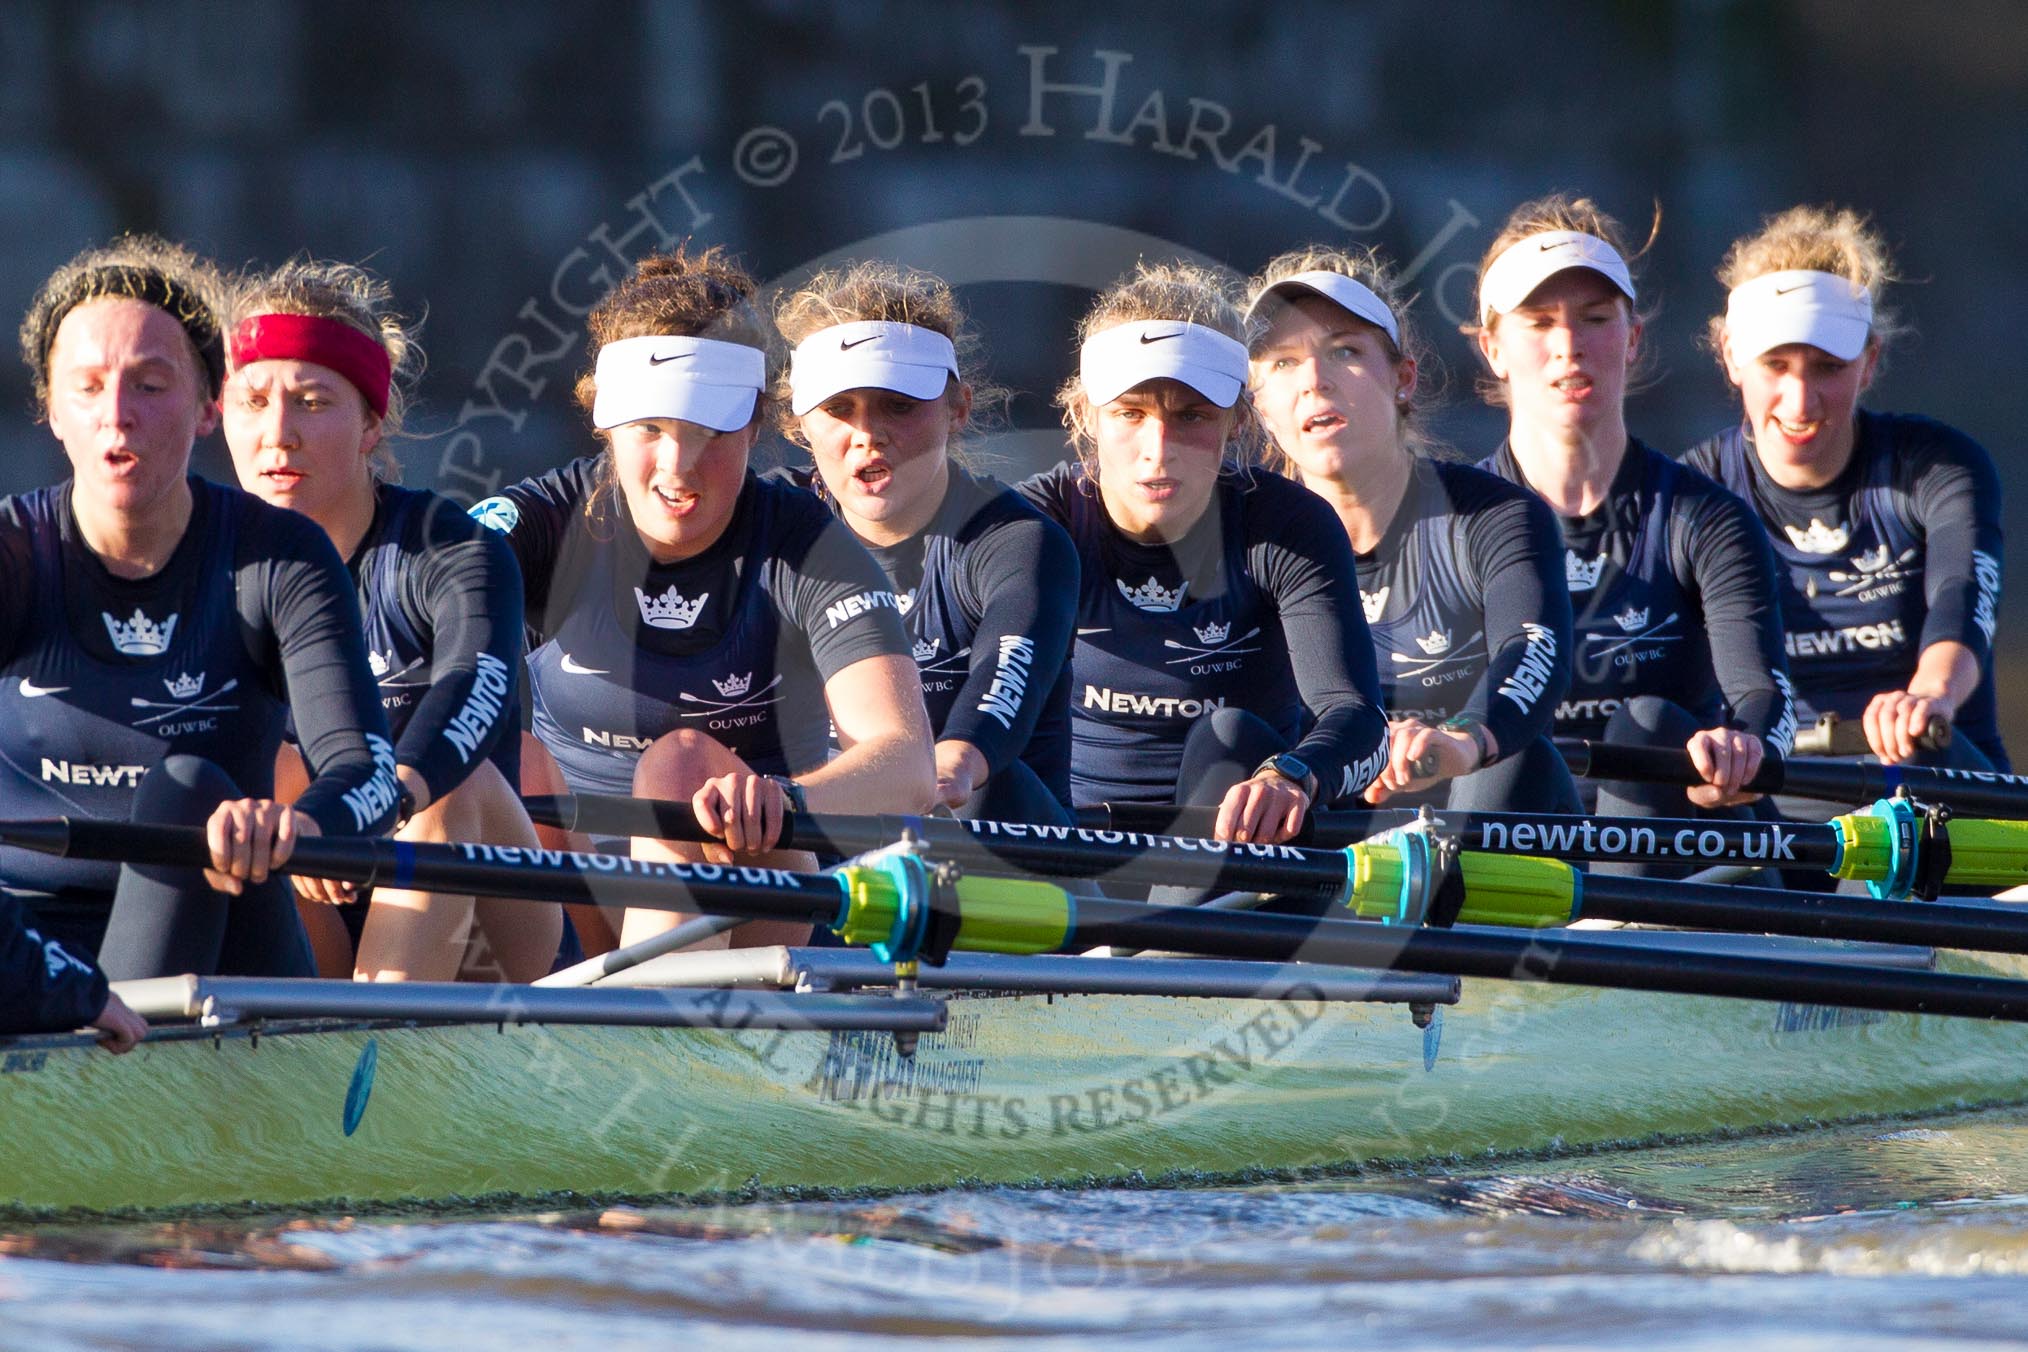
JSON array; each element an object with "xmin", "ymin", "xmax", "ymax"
[
  {"xmin": 633, "ymin": 727, "xmax": 747, "ymax": 802},
  {"xmin": 1603, "ymin": 695, "xmax": 1699, "ymax": 748},
  {"xmin": 134, "ymin": 754, "xmax": 238, "ymax": 827}
]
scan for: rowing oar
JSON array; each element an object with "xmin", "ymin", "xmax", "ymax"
[
  {"xmin": 15, "ymin": 814, "xmax": 2028, "ymax": 1024},
  {"xmin": 1558, "ymin": 737, "xmax": 2028, "ymax": 818},
  {"xmin": 527, "ymin": 790, "xmax": 2028, "ymax": 906}
]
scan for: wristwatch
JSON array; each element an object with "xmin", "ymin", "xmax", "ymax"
[
  {"xmin": 1441, "ymin": 712, "xmax": 1495, "ymax": 768},
  {"xmin": 764, "ymin": 774, "xmax": 808, "ymax": 817},
  {"xmin": 1254, "ymin": 751, "xmax": 1317, "ymax": 797}
]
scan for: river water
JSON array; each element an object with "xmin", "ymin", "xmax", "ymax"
[{"xmin": 7, "ymin": 1105, "xmax": 2028, "ymax": 1349}]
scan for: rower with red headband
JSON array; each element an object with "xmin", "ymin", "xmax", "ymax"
[
  {"xmin": 0, "ymin": 237, "xmax": 399, "ymax": 979},
  {"xmin": 222, "ymin": 260, "xmax": 560, "ymax": 982}
]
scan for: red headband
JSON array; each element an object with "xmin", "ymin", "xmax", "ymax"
[{"xmin": 230, "ymin": 313, "xmax": 392, "ymax": 417}]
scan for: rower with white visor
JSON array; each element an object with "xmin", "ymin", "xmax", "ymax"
[
  {"xmin": 472, "ymin": 246, "xmax": 932, "ymax": 955},
  {"xmin": 1686, "ymin": 205, "xmax": 2006, "ymax": 772},
  {"xmin": 1470, "ymin": 198, "xmax": 1796, "ymax": 868},
  {"xmin": 1019, "ymin": 260, "xmax": 1390, "ymax": 848},
  {"xmin": 774, "ymin": 263, "xmax": 1079, "ymax": 826}
]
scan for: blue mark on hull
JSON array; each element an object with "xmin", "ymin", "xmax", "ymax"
[
  {"xmin": 343, "ymin": 1037, "xmax": 379, "ymax": 1136},
  {"xmin": 1422, "ymin": 1007, "xmax": 1443, "ymax": 1071}
]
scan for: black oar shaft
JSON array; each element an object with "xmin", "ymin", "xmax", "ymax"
[
  {"xmin": 1559, "ymin": 738, "xmax": 2028, "ymax": 818},
  {"xmin": 53, "ymin": 818, "xmax": 844, "ymax": 926},
  {"xmin": 1576, "ymin": 874, "xmax": 2028, "ymax": 955},
  {"xmin": 1063, "ymin": 895, "xmax": 2028, "ymax": 1023},
  {"xmin": 18, "ymin": 815, "xmax": 2028, "ymax": 1023},
  {"xmin": 525, "ymin": 792, "xmax": 1368, "ymax": 895},
  {"xmin": 1084, "ymin": 802, "xmax": 1844, "ymax": 870}
]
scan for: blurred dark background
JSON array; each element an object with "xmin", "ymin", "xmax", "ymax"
[{"xmin": 3, "ymin": 0, "xmax": 2021, "ymax": 737}]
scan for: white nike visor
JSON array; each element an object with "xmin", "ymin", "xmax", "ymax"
[
  {"xmin": 1724, "ymin": 269, "xmax": 1874, "ymax": 361},
  {"xmin": 592, "ymin": 335, "xmax": 767, "ymax": 432},
  {"xmin": 1246, "ymin": 270, "xmax": 1400, "ymax": 346},
  {"xmin": 789, "ymin": 321, "xmax": 959, "ymax": 416},
  {"xmin": 1478, "ymin": 230, "xmax": 1636, "ymax": 324},
  {"xmin": 1080, "ymin": 319, "xmax": 1249, "ymax": 408}
]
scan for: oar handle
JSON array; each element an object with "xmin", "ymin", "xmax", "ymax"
[{"xmin": 1791, "ymin": 713, "xmax": 1951, "ymax": 758}]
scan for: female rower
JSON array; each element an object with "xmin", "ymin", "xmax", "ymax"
[
  {"xmin": 1685, "ymin": 205, "xmax": 2006, "ymax": 772},
  {"xmin": 1470, "ymin": 196, "xmax": 1795, "ymax": 818},
  {"xmin": 471, "ymin": 246, "xmax": 933, "ymax": 952},
  {"xmin": 0, "ymin": 895, "xmax": 146, "ymax": 1050},
  {"xmin": 0, "ymin": 237, "xmax": 398, "ymax": 978},
  {"xmin": 774, "ymin": 262, "xmax": 1078, "ymax": 823},
  {"xmin": 222, "ymin": 260, "xmax": 561, "ymax": 981},
  {"xmin": 1247, "ymin": 246, "xmax": 1575, "ymax": 811},
  {"xmin": 1020, "ymin": 260, "xmax": 1391, "ymax": 845}
]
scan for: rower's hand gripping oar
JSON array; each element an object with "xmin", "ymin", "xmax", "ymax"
[{"xmin": 1558, "ymin": 736, "xmax": 2028, "ymax": 820}]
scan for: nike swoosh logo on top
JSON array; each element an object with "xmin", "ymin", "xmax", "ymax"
[
  {"xmin": 18, "ymin": 679, "xmax": 68, "ymax": 698},
  {"xmin": 839, "ymin": 334, "xmax": 881, "ymax": 350},
  {"xmin": 1075, "ymin": 627, "xmax": 1110, "ymax": 637},
  {"xmin": 559, "ymin": 653, "xmax": 611, "ymax": 675},
  {"xmin": 1539, "ymin": 240, "xmax": 1568, "ymax": 251},
  {"xmin": 1773, "ymin": 283, "xmax": 1810, "ymax": 295},
  {"xmin": 1138, "ymin": 331, "xmax": 1183, "ymax": 344},
  {"xmin": 647, "ymin": 352, "xmax": 694, "ymax": 365}
]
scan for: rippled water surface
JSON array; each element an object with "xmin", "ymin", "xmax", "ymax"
[{"xmin": 11, "ymin": 1107, "xmax": 2028, "ymax": 1350}]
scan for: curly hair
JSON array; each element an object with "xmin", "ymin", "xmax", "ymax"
[
  {"xmin": 1708, "ymin": 203, "xmax": 1903, "ymax": 366},
  {"xmin": 1055, "ymin": 258, "xmax": 1264, "ymax": 475},
  {"xmin": 20, "ymin": 234, "xmax": 227, "ymax": 417}
]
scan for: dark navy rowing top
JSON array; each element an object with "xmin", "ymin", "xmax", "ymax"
[
  {"xmin": 1356, "ymin": 457, "xmax": 1570, "ymax": 756},
  {"xmin": 0, "ymin": 478, "xmax": 398, "ymax": 895},
  {"xmin": 1019, "ymin": 461, "xmax": 1390, "ymax": 806},
  {"xmin": 475, "ymin": 459, "xmax": 911, "ymax": 795},
  {"xmin": 781, "ymin": 464, "xmax": 1078, "ymax": 810},
  {"xmin": 1483, "ymin": 439, "xmax": 1796, "ymax": 752},
  {"xmin": 0, "ymin": 893, "xmax": 106, "ymax": 1034},
  {"xmin": 350, "ymin": 482, "xmax": 525, "ymax": 800},
  {"xmin": 1685, "ymin": 411, "xmax": 2006, "ymax": 769}
]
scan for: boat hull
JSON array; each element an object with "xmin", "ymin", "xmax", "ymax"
[{"xmin": 7, "ymin": 952, "xmax": 2028, "ymax": 1217}]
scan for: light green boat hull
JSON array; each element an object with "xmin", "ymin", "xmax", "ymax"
[{"xmin": 7, "ymin": 953, "xmax": 2028, "ymax": 1217}]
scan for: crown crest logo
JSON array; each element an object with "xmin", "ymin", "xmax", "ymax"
[
  {"xmin": 1118, "ymin": 576, "xmax": 1186, "ymax": 612},
  {"xmin": 1614, "ymin": 605, "xmax": 1650, "ymax": 632},
  {"xmin": 1850, "ymin": 543, "xmax": 1892, "ymax": 574},
  {"xmin": 1414, "ymin": 627, "xmax": 1452, "ymax": 655},
  {"xmin": 1565, "ymin": 552, "xmax": 1605, "ymax": 592},
  {"xmin": 165, "ymin": 671, "xmax": 204, "ymax": 700},
  {"xmin": 911, "ymin": 637, "xmax": 940, "ymax": 663},
  {"xmin": 633, "ymin": 585, "xmax": 709, "ymax": 630},
  {"xmin": 1783, "ymin": 517, "xmax": 1850, "ymax": 554},
  {"xmin": 103, "ymin": 608, "xmax": 177, "ymax": 657},
  {"xmin": 711, "ymin": 671, "xmax": 752, "ymax": 699},
  {"xmin": 1360, "ymin": 586, "xmax": 1389, "ymax": 623},
  {"xmin": 1193, "ymin": 620, "xmax": 1231, "ymax": 645}
]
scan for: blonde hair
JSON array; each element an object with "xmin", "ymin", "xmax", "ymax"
[
  {"xmin": 568, "ymin": 243, "xmax": 772, "ymax": 528},
  {"xmin": 229, "ymin": 258, "xmax": 421, "ymax": 481},
  {"xmin": 1247, "ymin": 243, "xmax": 1442, "ymax": 469},
  {"xmin": 772, "ymin": 259, "xmax": 1008, "ymax": 459},
  {"xmin": 1708, "ymin": 204, "xmax": 1903, "ymax": 363},
  {"xmin": 1055, "ymin": 259, "xmax": 1263, "ymax": 476},
  {"xmin": 1466, "ymin": 194, "xmax": 1661, "ymax": 406},
  {"xmin": 20, "ymin": 234, "xmax": 227, "ymax": 418}
]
